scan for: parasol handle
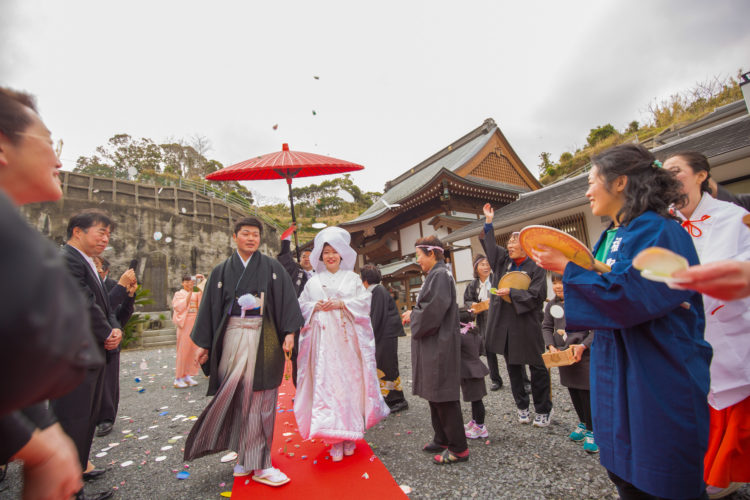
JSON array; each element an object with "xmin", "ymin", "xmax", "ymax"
[
  {"xmin": 592, "ymin": 259, "xmax": 611, "ymax": 273},
  {"xmin": 286, "ymin": 179, "xmax": 300, "ymax": 261}
]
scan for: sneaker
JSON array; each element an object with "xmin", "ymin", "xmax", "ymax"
[
  {"xmin": 706, "ymin": 483, "xmax": 742, "ymax": 499},
  {"xmin": 533, "ymin": 408, "xmax": 553, "ymax": 428},
  {"xmin": 583, "ymin": 431, "xmax": 599, "ymax": 454},
  {"xmin": 184, "ymin": 375, "xmax": 198, "ymax": 386},
  {"xmin": 343, "ymin": 440, "xmax": 356, "ymax": 456},
  {"xmin": 517, "ymin": 408, "xmax": 531, "ymax": 424},
  {"xmin": 173, "ymin": 378, "xmax": 188, "ymax": 389},
  {"xmin": 465, "ymin": 423, "xmax": 489, "ymax": 439},
  {"xmin": 463, "ymin": 420, "xmax": 477, "ymax": 431},
  {"xmin": 330, "ymin": 442, "xmax": 343, "ymax": 462},
  {"xmin": 569, "ymin": 422, "xmax": 586, "ymax": 442},
  {"xmin": 233, "ymin": 464, "xmax": 251, "ymax": 476},
  {"xmin": 252, "ymin": 467, "xmax": 290, "ymax": 487}
]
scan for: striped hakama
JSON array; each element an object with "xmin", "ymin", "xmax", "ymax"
[{"xmin": 184, "ymin": 316, "xmax": 278, "ymax": 469}]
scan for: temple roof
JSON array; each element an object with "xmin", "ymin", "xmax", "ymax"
[{"xmin": 343, "ymin": 118, "xmax": 535, "ymax": 226}]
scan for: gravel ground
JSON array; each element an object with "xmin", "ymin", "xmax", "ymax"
[{"xmin": 2, "ymin": 338, "xmax": 749, "ymax": 499}]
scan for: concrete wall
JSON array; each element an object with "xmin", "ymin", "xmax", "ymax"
[{"xmin": 20, "ymin": 172, "xmax": 282, "ymax": 311}]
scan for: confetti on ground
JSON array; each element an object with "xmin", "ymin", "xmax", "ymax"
[
  {"xmin": 220, "ymin": 452, "xmax": 237, "ymax": 463},
  {"xmin": 485, "ymin": 440, "xmax": 490, "ymax": 445},
  {"xmin": 400, "ymin": 485, "xmax": 413, "ymax": 494},
  {"xmin": 362, "ymin": 473, "xmax": 369, "ymax": 479},
  {"xmin": 161, "ymin": 446, "xmax": 173, "ymax": 451},
  {"xmin": 140, "ymin": 361, "xmax": 148, "ymax": 370},
  {"xmin": 220, "ymin": 493, "xmax": 232, "ymax": 498},
  {"xmin": 148, "ymin": 425, "xmax": 158, "ymax": 429},
  {"xmin": 288, "ymin": 453, "xmax": 294, "ymax": 457},
  {"xmin": 160, "ymin": 406, "xmax": 168, "ymax": 410},
  {"xmin": 122, "ymin": 430, "xmax": 132, "ymax": 434},
  {"xmin": 96, "ymin": 452, "xmax": 107, "ymax": 458},
  {"xmin": 282, "ymin": 432, "xmax": 293, "ymax": 436},
  {"xmin": 155, "ymin": 456, "xmax": 167, "ymax": 462},
  {"xmin": 120, "ymin": 461, "xmax": 134, "ymax": 467},
  {"xmin": 123, "ymin": 434, "xmax": 134, "ymax": 438},
  {"xmin": 159, "ymin": 412, "xmax": 168, "ymax": 416},
  {"xmin": 138, "ymin": 435, "xmax": 149, "ymax": 440},
  {"xmin": 219, "ymin": 482, "xmax": 225, "ymax": 487},
  {"xmin": 170, "ymin": 435, "xmax": 184, "ymax": 440},
  {"xmin": 313, "ymin": 460, "xmax": 317, "ymax": 464},
  {"xmin": 138, "ymin": 388, "xmax": 146, "ymax": 393},
  {"xmin": 134, "ymin": 377, "xmax": 141, "ymax": 383},
  {"xmin": 176, "ymin": 471, "xmax": 190, "ymax": 480},
  {"xmin": 369, "ymin": 455, "xmax": 376, "ymax": 462},
  {"xmin": 107, "ymin": 443, "xmax": 120, "ymax": 448}
]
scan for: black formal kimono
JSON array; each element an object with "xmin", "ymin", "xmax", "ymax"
[
  {"xmin": 184, "ymin": 251, "xmax": 304, "ymax": 467},
  {"xmin": 51, "ymin": 244, "xmax": 121, "ymax": 468},
  {"xmin": 480, "ymin": 224, "xmax": 551, "ymax": 414},
  {"xmin": 190, "ymin": 251, "xmax": 304, "ymax": 396},
  {"xmin": 410, "ymin": 262, "xmax": 467, "ymax": 454},
  {"xmin": 368, "ymin": 283, "xmax": 406, "ymax": 408},
  {"xmin": 0, "ymin": 192, "xmax": 100, "ymax": 461}
]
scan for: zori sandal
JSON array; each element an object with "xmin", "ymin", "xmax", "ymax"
[
  {"xmin": 252, "ymin": 467, "xmax": 290, "ymax": 487},
  {"xmin": 433, "ymin": 449, "xmax": 469, "ymax": 465}
]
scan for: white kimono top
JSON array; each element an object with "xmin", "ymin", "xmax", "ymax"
[{"xmin": 678, "ymin": 192, "xmax": 750, "ymax": 410}]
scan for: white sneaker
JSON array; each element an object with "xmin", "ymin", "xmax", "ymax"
[
  {"xmin": 184, "ymin": 375, "xmax": 198, "ymax": 386},
  {"xmin": 465, "ymin": 423, "xmax": 489, "ymax": 439},
  {"xmin": 173, "ymin": 378, "xmax": 188, "ymax": 389},
  {"xmin": 233, "ymin": 464, "xmax": 251, "ymax": 476},
  {"xmin": 533, "ymin": 408, "xmax": 554, "ymax": 428},
  {"xmin": 517, "ymin": 408, "xmax": 531, "ymax": 424},
  {"xmin": 252, "ymin": 467, "xmax": 290, "ymax": 487}
]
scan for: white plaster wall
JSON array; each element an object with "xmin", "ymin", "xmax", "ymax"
[{"xmin": 400, "ymin": 223, "xmax": 421, "ymax": 257}]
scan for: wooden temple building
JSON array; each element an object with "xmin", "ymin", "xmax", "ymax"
[{"xmin": 339, "ymin": 118, "xmax": 541, "ymax": 309}]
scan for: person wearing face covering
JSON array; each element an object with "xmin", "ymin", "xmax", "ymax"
[{"xmin": 294, "ymin": 227, "xmax": 389, "ymax": 462}]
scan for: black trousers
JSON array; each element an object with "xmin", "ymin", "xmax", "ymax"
[
  {"xmin": 607, "ymin": 471, "xmax": 708, "ymax": 500},
  {"xmin": 97, "ymin": 350, "xmax": 120, "ymax": 425},
  {"xmin": 506, "ymin": 362, "xmax": 552, "ymax": 414},
  {"xmin": 50, "ymin": 365, "xmax": 106, "ymax": 468},
  {"xmin": 428, "ymin": 400, "xmax": 468, "ymax": 454},
  {"xmin": 486, "ymin": 351, "xmax": 504, "ymax": 385},
  {"xmin": 568, "ymin": 387, "xmax": 592, "ymax": 431}
]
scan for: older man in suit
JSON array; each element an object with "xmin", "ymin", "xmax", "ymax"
[{"xmin": 51, "ymin": 209, "xmax": 122, "ymax": 500}]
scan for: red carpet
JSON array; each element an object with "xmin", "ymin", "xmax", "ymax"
[{"xmin": 230, "ymin": 374, "xmax": 407, "ymax": 499}]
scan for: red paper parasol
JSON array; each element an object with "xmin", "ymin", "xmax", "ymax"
[{"xmin": 206, "ymin": 143, "xmax": 364, "ymax": 256}]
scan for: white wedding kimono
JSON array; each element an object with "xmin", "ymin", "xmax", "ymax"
[
  {"xmin": 678, "ymin": 192, "xmax": 750, "ymax": 410},
  {"xmin": 294, "ymin": 269, "xmax": 390, "ymax": 442}
]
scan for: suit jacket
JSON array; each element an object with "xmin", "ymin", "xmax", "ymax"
[{"xmin": 62, "ymin": 244, "xmax": 121, "ymax": 355}]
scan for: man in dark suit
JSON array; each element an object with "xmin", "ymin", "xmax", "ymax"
[
  {"xmin": 51, "ymin": 209, "xmax": 122, "ymax": 500},
  {"xmin": 93, "ymin": 256, "xmax": 137, "ymax": 437}
]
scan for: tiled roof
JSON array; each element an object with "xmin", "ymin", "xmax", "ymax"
[
  {"xmin": 347, "ymin": 127, "xmax": 497, "ymax": 224},
  {"xmin": 653, "ymin": 114, "xmax": 750, "ymax": 159},
  {"xmin": 444, "ymin": 173, "xmax": 590, "ymax": 243}
]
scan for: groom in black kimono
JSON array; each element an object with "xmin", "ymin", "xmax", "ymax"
[{"xmin": 184, "ymin": 217, "xmax": 304, "ymax": 487}]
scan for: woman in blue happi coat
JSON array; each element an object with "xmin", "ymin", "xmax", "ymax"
[{"xmin": 533, "ymin": 144, "xmax": 712, "ymax": 500}]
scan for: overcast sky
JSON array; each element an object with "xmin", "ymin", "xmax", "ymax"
[{"xmin": 3, "ymin": 0, "xmax": 749, "ymax": 204}]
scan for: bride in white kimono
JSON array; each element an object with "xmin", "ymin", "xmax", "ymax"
[{"xmin": 294, "ymin": 227, "xmax": 389, "ymax": 461}]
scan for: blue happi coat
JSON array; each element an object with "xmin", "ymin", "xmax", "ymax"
[{"xmin": 563, "ymin": 211, "xmax": 712, "ymax": 499}]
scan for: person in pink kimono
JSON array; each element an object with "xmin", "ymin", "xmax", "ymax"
[
  {"xmin": 294, "ymin": 227, "xmax": 390, "ymax": 461},
  {"xmin": 172, "ymin": 274, "xmax": 203, "ymax": 388}
]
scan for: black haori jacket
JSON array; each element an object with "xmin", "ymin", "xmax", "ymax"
[
  {"xmin": 480, "ymin": 226, "xmax": 547, "ymax": 366},
  {"xmin": 190, "ymin": 251, "xmax": 304, "ymax": 396}
]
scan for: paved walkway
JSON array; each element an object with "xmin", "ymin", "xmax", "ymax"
[{"xmin": 2, "ymin": 340, "xmax": 748, "ymax": 499}]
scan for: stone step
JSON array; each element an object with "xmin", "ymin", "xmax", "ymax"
[
  {"xmin": 141, "ymin": 328, "xmax": 176, "ymax": 338},
  {"xmin": 142, "ymin": 339, "xmax": 178, "ymax": 348}
]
